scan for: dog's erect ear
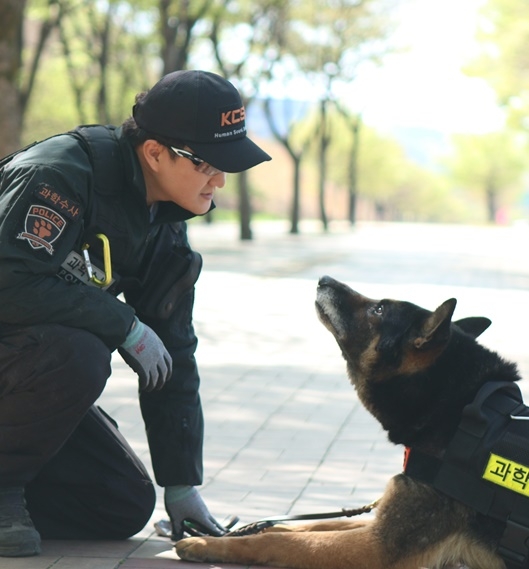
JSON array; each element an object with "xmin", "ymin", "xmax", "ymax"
[
  {"xmin": 453, "ymin": 316, "xmax": 492, "ymax": 338},
  {"xmin": 414, "ymin": 298, "xmax": 457, "ymax": 350}
]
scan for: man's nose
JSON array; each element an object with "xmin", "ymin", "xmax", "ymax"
[{"xmin": 209, "ymin": 171, "xmax": 226, "ymax": 188}]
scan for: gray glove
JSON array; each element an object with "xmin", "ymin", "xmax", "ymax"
[
  {"xmin": 165, "ymin": 485, "xmax": 227, "ymax": 540},
  {"xmin": 118, "ymin": 316, "xmax": 172, "ymax": 391}
]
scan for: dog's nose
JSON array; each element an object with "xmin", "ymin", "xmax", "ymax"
[{"xmin": 318, "ymin": 275, "xmax": 335, "ymax": 288}]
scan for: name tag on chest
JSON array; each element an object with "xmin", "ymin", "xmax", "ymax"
[{"xmin": 57, "ymin": 250, "xmax": 115, "ymax": 290}]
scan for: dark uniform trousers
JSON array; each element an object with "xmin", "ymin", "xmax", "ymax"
[{"xmin": 0, "ymin": 324, "xmax": 155, "ymax": 539}]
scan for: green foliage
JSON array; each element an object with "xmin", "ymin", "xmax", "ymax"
[
  {"xmin": 312, "ymin": 109, "xmax": 405, "ymax": 199},
  {"xmin": 19, "ymin": 0, "xmax": 469, "ymax": 225},
  {"xmin": 441, "ymin": 130, "xmax": 527, "ymax": 221},
  {"xmin": 466, "ymin": 0, "xmax": 529, "ymax": 131},
  {"xmin": 444, "ymin": 131, "xmax": 525, "ymax": 191},
  {"xmin": 293, "ymin": 104, "xmax": 465, "ymax": 222},
  {"xmin": 22, "ymin": 55, "xmax": 79, "ymax": 143},
  {"xmin": 23, "ymin": 0, "xmax": 157, "ymax": 132}
]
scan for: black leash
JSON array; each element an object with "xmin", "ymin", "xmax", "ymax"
[
  {"xmin": 182, "ymin": 499, "xmax": 379, "ymax": 538},
  {"xmin": 255, "ymin": 499, "xmax": 380, "ymax": 523}
]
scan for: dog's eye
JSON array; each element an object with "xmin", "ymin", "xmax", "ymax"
[{"xmin": 373, "ymin": 303, "xmax": 384, "ymax": 316}]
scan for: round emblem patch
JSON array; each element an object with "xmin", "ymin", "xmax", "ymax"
[{"xmin": 17, "ymin": 204, "xmax": 67, "ymax": 255}]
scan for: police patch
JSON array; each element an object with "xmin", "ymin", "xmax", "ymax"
[{"xmin": 17, "ymin": 204, "xmax": 67, "ymax": 255}]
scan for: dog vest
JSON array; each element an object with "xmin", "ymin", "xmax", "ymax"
[{"xmin": 404, "ymin": 381, "xmax": 529, "ymax": 569}]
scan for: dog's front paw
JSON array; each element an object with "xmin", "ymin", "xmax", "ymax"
[{"xmin": 175, "ymin": 537, "xmax": 213, "ymax": 562}]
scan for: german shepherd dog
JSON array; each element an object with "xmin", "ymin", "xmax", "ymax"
[{"xmin": 175, "ymin": 275, "xmax": 522, "ymax": 569}]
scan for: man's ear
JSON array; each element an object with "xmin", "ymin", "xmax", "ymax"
[
  {"xmin": 140, "ymin": 139, "xmax": 164, "ymax": 171},
  {"xmin": 414, "ymin": 298, "xmax": 457, "ymax": 350}
]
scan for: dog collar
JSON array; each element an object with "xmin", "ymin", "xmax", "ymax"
[{"xmin": 403, "ymin": 447, "xmax": 442, "ymax": 482}]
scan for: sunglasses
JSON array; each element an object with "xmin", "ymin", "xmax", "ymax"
[{"xmin": 169, "ymin": 147, "xmax": 223, "ymax": 177}]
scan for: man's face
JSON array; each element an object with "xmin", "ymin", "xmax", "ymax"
[{"xmin": 145, "ymin": 144, "xmax": 226, "ymax": 214}]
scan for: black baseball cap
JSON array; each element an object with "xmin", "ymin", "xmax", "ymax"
[{"xmin": 132, "ymin": 70, "xmax": 271, "ymax": 173}]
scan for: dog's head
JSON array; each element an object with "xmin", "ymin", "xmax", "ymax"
[
  {"xmin": 315, "ymin": 275, "xmax": 491, "ymax": 381},
  {"xmin": 315, "ymin": 275, "xmax": 514, "ymax": 450}
]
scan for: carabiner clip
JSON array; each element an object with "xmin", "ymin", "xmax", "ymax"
[{"xmin": 81, "ymin": 233, "xmax": 112, "ymax": 287}]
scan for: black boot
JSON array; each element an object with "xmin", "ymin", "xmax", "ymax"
[{"xmin": 0, "ymin": 487, "xmax": 41, "ymax": 557}]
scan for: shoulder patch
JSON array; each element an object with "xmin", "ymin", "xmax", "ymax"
[
  {"xmin": 17, "ymin": 204, "xmax": 67, "ymax": 255},
  {"xmin": 34, "ymin": 183, "xmax": 81, "ymax": 220}
]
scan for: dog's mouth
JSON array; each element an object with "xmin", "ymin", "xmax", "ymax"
[
  {"xmin": 315, "ymin": 302, "xmax": 342, "ymax": 343},
  {"xmin": 315, "ymin": 278, "xmax": 345, "ymax": 339},
  {"xmin": 315, "ymin": 298, "xmax": 331, "ymax": 326}
]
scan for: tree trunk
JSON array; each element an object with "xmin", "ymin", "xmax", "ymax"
[
  {"xmin": 0, "ymin": 0, "xmax": 26, "ymax": 157},
  {"xmin": 238, "ymin": 170, "xmax": 252, "ymax": 240},
  {"xmin": 318, "ymin": 99, "xmax": 329, "ymax": 232},
  {"xmin": 290, "ymin": 156, "xmax": 302, "ymax": 234},
  {"xmin": 486, "ymin": 183, "xmax": 497, "ymax": 223},
  {"xmin": 262, "ymin": 97, "xmax": 305, "ymax": 236},
  {"xmin": 159, "ymin": 0, "xmax": 196, "ymax": 74},
  {"xmin": 348, "ymin": 178, "xmax": 357, "ymax": 224},
  {"xmin": 348, "ymin": 116, "xmax": 361, "ymax": 225},
  {"xmin": 95, "ymin": 4, "xmax": 113, "ymax": 124}
]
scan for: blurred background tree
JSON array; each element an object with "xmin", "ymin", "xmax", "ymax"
[
  {"xmin": 1, "ymin": 0, "xmax": 528, "ymax": 237},
  {"xmin": 442, "ymin": 131, "xmax": 526, "ymax": 223},
  {"xmin": 466, "ymin": 0, "xmax": 529, "ymax": 134}
]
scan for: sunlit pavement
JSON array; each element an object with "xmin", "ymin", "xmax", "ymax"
[{"xmin": 8, "ymin": 220, "xmax": 529, "ymax": 569}]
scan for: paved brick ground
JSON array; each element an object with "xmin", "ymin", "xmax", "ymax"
[{"xmin": 6, "ymin": 220, "xmax": 529, "ymax": 569}]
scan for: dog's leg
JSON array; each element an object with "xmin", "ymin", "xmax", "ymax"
[
  {"xmin": 176, "ymin": 526, "xmax": 506, "ymax": 569},
  {"xmin": 176, "ymin": 526, "xmax": 387, "ymax": 569},
  {"xmin": 265, "ymin": 519, "xmax": 370, "ymax": 533}
]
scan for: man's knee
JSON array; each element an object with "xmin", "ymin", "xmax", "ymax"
[
  {"xmin": 107, "ymin": 479, "xmax": 156, "ymax": 538},
  {"xmin": 21, "ymin": 325, "xmax": 113, "ymax": 404},
  {"xmin": 28, "ymin": 476, "xmax": 156, "ymax": 540},
  {"xmin": 53, "ymin": 327, "xmax": 112, "ymax": 400}
]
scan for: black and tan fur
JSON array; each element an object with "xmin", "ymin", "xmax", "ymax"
[{"xmin": 175, "ymin": 275, "xmax": 520, "ymax": 569}]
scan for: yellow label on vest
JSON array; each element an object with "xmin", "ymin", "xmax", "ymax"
[{"xmin": 483, "ymin": 453, "xmax": 529, "ymax": 496}]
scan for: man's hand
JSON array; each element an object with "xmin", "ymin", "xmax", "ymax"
[
  {"xmin": 118, "ymin": 316, "xmax": 172, "ymax": 391},
  {"xmin": 165, "ymin": 486, "xmax": 227, "ymax": 540}
]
